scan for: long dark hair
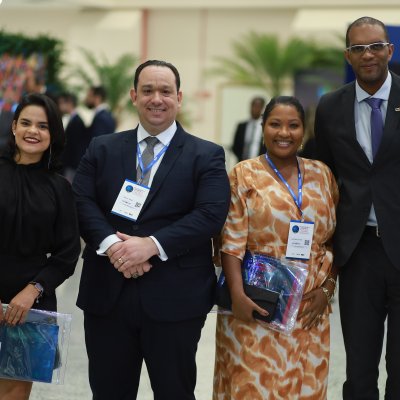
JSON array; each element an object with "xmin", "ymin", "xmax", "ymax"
[{"xmin": 5, "ymin": 93, "xmax": 65, "ymax": 171}]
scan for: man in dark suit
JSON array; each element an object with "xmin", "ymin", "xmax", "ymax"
[
  {"xmin": 315, "ymin": 17, "xmax": 400, "ymax": 399},
  {"xmin": 232, "ymin": 96, "xmax": 265, "ymax": 162},
  {"xmin": 84, "ymin": 85, "xmax": 116, "ymax": 137},
  {"xmin": 57, "ymin": 92, "xmax": 89, "ymax": 182},
  {"xmin": 73, "ymin": 60, "xmax": 230, "ymax": 400}
]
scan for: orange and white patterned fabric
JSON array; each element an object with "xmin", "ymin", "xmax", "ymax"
[{"xmin": 213, "ymin": 156, "xmax": 338, "ymax": 400}]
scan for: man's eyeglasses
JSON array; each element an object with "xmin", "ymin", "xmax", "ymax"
[{"xmin": 346, "ymin": 42, "xmax": 391, "ymax": 55}]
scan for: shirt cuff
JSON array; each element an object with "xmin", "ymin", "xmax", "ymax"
[
  {"xmin": 149, "ymin": 236, "xmax": 168, "ymax": 261},
  {"xmin": 97, "ymin": 234, "xmax": 122, "ymax": 256}
]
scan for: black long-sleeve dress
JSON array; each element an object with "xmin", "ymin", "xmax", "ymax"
[{"xmin": 0, "ymin": 156, "xmax": 81, "ymax": 311}]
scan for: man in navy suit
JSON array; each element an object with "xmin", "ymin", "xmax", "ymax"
[
  {"xmin": 73, "ymin": 60, "xmax": 230, "ymax": 400},
  {"xmin": 57, "ymin": 92, "xmax": 89, "ymax": 182},
  {"xmin": 231, "ymin": 96, "xmax": 265, "ymax": 162},
  {"xmin": 84, "ymin": 85, "xmax": 116, "ymax": 137},
  {"xmin": 315, "ymin": 17, "xmax": 400, "ymax": 399}
]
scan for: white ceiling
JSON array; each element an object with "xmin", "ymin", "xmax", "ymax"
[{"xmin": 1, "ymin": 0, "xmax": 400, "ymax": 10}]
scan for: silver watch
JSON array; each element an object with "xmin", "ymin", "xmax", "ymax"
[{"xmin": 29, "ymin": 281, "xmax": 44, "ymax": 302}]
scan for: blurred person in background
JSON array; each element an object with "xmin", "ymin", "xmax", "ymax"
[
  {"xmin": 0, "ymin": 106, "xmax": 14, "ymax": 153},
  {"xmin": 232, "ymin": 96, "xmax": 266, "ymax": 162},
  {"xmin": 57, "ymin": 92, "xmax": 89, "ymax": 183},
  {"xmin": 84, "ymin": 85, "xmax": 116, "ymax": 138}
]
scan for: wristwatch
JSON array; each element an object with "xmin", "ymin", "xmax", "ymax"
[{"xmin": 29, "ymin": 281, "xmax": 44, "ymax": 302}]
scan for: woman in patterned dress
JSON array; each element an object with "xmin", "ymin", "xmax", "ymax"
[{"xmin": 213, "ymin": 96, "xmax": 338, "ymax": 400}]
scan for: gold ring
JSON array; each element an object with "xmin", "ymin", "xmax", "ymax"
[
  {"xmin": 131, "ymin": 272, "xmax": 139, "ymax": 279},
  {"xmin": 118, "ymin": 257, "xmax": 124, "ymax": 264}
]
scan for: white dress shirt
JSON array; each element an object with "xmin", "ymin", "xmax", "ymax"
[
  {"xmin": 97, "ymin": 121, "xmax": 177, "ymax": 260},
  {"xmin": 354, "ymin": 72, "xmax": 391, "ymax": 226},
  {"xmin": 244, "ymin": 118, "xmax": 263, "ymax": 159}
]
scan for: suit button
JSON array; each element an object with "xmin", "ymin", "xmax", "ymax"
[{"xmin": 132, "ymin": 225, "xmax": 139, "ymax": 231}]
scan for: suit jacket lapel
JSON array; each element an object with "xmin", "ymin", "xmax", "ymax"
[
  {"xmin": 138, "ymin": 126, "xmax": 185, "ymax": 216},
  {"xmin": 122, "ymin": 128, "xmax": 139, "ymax": 181},
  {"xmin": 374, "ymin": 73, "xmax": 400, "ymax": 163},
  {"xmin": 343, "ymin": 83, "xmax": 372, "ymax": 166}
]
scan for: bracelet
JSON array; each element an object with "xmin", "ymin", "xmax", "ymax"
[
  {"xmin": 326, "ymin": 277, "xmax": 336, "ymax": 287},
  {"xmin": 321, "ymin": 287, "xmax": 333, "ymax": 303},
  {"xmin": 326, "ymin": 277, "xmax": 337, "ymax": 297}
]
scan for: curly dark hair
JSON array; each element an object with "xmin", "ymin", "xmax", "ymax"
[
  {"xmin": 261, "ymin": 96, "xmax": 305, "ymax": 130},
  {"xmin": 4, "ymin": 93, "xmax": 65, "ymax": 171}
]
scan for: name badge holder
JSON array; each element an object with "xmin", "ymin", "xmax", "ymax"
[
  {"xmin": 265, "ymin": 153, "xmax": 314, "ymax": 260},
  {"xmin": 111, "ymin": 141, "xmax": 169, "ymax": 221}
]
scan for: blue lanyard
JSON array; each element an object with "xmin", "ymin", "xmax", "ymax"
[
  {"xmin": 137, "ymin": 141, "xmax": 169, "ymax": 183},
  {"xmin": 265, "ymin": 153, "xmax": 303, "ymax": 216}
]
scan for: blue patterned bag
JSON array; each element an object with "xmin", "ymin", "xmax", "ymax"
[{"xmin": 0, "ymin": 322, "xmax": 59, "ymax": 383}]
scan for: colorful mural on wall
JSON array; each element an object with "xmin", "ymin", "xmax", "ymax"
[{"xmin": 0, "ymin": 53, "xmax": 47, "ymax": 112}]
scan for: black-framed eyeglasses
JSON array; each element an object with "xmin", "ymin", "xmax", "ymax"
[{"xmin": 346, "ymin": 42, "xmax": 391, "ymax": 55}]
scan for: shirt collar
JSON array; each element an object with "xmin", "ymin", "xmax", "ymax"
[
  {"xmin": 137, "ymin": 121, "xmax": 177, "ymax": 146},
  {"xmin": 95, "ymin": 103, "xmax": 109, "ymax": 113},
  {"xmin": 356, "ymin": 71, "xmax": 392, "ymax": 103}
]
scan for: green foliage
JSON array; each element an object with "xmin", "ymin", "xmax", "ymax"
[
  {"xmin": 210, "ymin": 32, "xmax": 344, "ymax": 96},
  {"xmin": 70, "ymin": 48, "xmax": 139, "ymax": 121},
  {"xmin": 176, "ymin": 105, "xmax": 193, "ymax": 129},
  {"xmin": 0, "ymin": 30, "xmax": 64, "ymax": 92}
]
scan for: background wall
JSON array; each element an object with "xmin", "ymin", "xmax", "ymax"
[{"xmin": 1, "ymin": 5, "xmax": 399, "ymax": 150}]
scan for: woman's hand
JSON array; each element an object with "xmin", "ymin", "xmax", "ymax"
[
  {"xmin": 298, "ymin": 287, "xmax": 330, "ymax": 329},
  {"xmin": 3, "ymin": 285, "xmax": 38, "ymax": 325},
  {"xmin": 220, "ymin": 253, "xmax": 268, "ymax": 323},
  {"xmin": 231, "ymin": 292, "xmax": 269, "ymax": 323}
]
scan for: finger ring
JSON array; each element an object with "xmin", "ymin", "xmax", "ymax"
[
  {"xmin": 118, "ymin": 257, "xmax": 124, "ymax": 264},
  {"xmin": 131, "ymin": 272, "xmax": 139, "ymax": 279}
]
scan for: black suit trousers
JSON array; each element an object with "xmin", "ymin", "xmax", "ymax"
[
  {"xmin": 84, "ymin": 278, "xmax": 206, "ymax": 400},
  {"xmin": 339, "ymin": 228, "xmax": 400, "ymax": 400}
]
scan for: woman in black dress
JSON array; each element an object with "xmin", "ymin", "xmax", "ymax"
[{"xmin": 0, "ymin": 93, "xmax": 81, "ymax": 399}]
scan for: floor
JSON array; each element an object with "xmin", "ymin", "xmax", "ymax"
[{"xmin": 29, "ymin": 258, "xmax": 387, "ymax": 400}]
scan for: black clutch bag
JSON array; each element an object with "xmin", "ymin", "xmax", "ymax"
[{"xmin": 216, "ymin": 282, "xmax": 280, "ymax": 323}]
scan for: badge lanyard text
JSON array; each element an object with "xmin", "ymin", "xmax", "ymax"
[
  {"xmin": 265, "ymin": 153, "xmax": 303, "ymax": 220},
  {"xmin": 136, "ymin": 141, "xmax": 169, "ymax": 184}
]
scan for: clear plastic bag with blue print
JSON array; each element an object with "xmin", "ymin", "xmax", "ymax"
[
  {"xmin": 216, "ymin": 251, "xmax": 308, "ymax": 335},
  {"xmin": 0, "ymin": 306, "xmax": 72, "ymax": 384}
]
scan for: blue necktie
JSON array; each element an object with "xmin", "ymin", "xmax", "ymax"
[{"xmin": 365, "ymin": 97, "xmax": 383, "ymax": 158}]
